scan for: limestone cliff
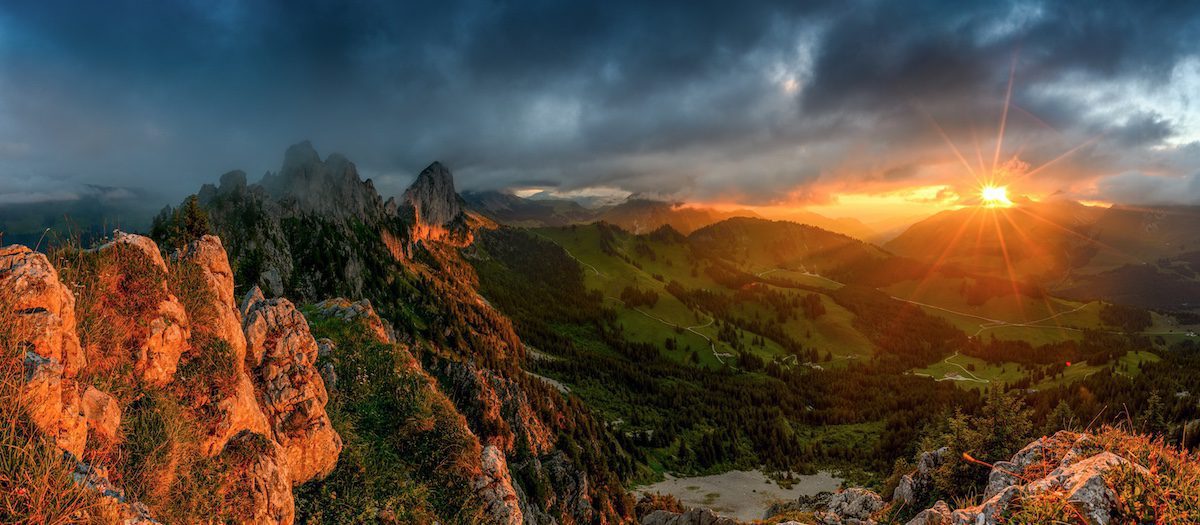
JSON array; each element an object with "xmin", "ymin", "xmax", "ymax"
[{"xmin": 1, "ymin": 233, "xmax": 341, "ymax": 524}]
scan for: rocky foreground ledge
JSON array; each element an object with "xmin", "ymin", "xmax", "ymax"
[
  {"xmin": 2, "ymin": 233, "xmax": 342, "ymax": 523},
  {"xmin": 638, "ymin": 428, "xmax": 1199, "ymax": 525}
]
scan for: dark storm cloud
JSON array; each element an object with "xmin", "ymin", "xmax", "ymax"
[{"xmin": 1, "ymin": 0, "xmax": 1198, "ymax": 207}]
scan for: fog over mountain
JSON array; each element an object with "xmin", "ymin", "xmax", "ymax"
[{"xmin": 3, "ymin": 0, "xmax": 1200, "ymax": 210}]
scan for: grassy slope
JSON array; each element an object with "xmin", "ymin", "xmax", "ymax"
[
  {"xmin": 536, "ymin": 226, "xmax": 795, "ymax": 367},
  {"xmin": 883, "ymin": 275, "xmax": 1104, "ymax": 343},
  {"xmin": 913, "ymin": 350, "xmax": 1161, "ymax": 391},
  {"xmin": 537, "ymin": 224, "xmax": 1150, "ymax": 378}
]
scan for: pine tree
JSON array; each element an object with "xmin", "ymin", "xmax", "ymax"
[
  {"xmin": 1141, "ymin": 392, "xmax": 1168, "ymax": 436},
  {"xmin": 1045, "ymin": 400, "xmax": 1076, "ymax": 434}
]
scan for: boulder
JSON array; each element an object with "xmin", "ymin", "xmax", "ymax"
[
  {"xmin": 825, "ymin": 488, "xmax": 883, "ymax": 521},
  {"xmin": 21, "ymin": 350, "xmax": 87, "ymax": 458},
  {"xmin": 80, "ymin": 385, "xmax": 121, "ymax": 442},
  {"xmin": 905, "ymin": 500, "xmax": 951, "ymax": 525},
  {"xmin": 136, "ymin": 295, "xmax": 190, "ymax": 386},
  {"xmin": 0, "ymin": 245, "xmax": 85, "ymax": 376},
  {"xmin": 242, "ymin": 294, "xmax": 341, "ymax": 484}
]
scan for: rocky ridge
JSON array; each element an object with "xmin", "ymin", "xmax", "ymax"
[
  {"xmin": 2, "ymin": 232, "xmax": 341, "ymax": 523},
  {"xmin": 166, "ymin": 142, "xmax": 641, "ymax": 522},
  {"xmin": 188, "ymin": 143, "xmax": 484, "ymax": 299}
]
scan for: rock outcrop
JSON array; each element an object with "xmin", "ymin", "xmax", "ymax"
[
  {"xmin": 816, "ymin": 488, "xmax": 883, "ymax": 525},
  {"xmin": 400, "ymin": 161, "xmax": 482, "ymax": 247},
  {"xmin": 0, "ymin": 245, "xmax": 85, "ymax": 375},
  {"xmin": 893, "ymin": 446, "xmax": 950, "ymax": 506},
  {"xmin": 2, "ymin": 245, "xmax": 89, "ymax": 457},
  {"xmin": 477, "ymin": 444, "xmax": 524, "ymax": 525},
  {"xmin": 403, "ymin": 161, "xmax": 465, "ymax": 228},
  {"xmin": 641, "ymin": 507, "xmax": 739, "ymax": 525},
  {"xmin": 260, "ymin": 141, "xmax": 393, "ymax": 222},
  {"xmin": 227, "ymin": 433, "xmax": 297, "ymax": 525},
  {"xmin": 305, "ymin": 297, "xmax": 529, "ymax": 524},
  {"xmin": 21, "ymin": 352, "xmax": 87, "ymax": 457},
  {"xmin": 179, "ymin": 235, "xmax": 246, "ymax": 357},
  {"xmin": 242, "ymin": 290, "xmax": 342, "ymax": 484},
  {"xmin": 178, "ymin": 235, "xmax": 271, "ymax": 456},
  {"xmin": 312, "ymin": 298, "xmax": 393, "ymax": 343},
  {"xmin": 4, "ymin": 233, "xmax": 342, "ymax": 524},
  {"xmin": 900, "ymin": 430, "xmax": 1174, "ymax": 525}
]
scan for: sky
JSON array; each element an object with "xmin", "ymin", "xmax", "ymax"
[{"xmin": 2, "ymin": 0, "xmax": 1200, "ymax": 215}]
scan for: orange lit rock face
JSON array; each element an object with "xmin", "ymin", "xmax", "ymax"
[
  {"xmin": 242, "ymin": 291, "xmax": 343, "ymax": 485},
  {"xmin": 0, "ymin": 245, "xmax": 86, "ymax": 376},
  {"xmin": 3, "ymin": 233, "xmax": 341, "ymax": 523},
  {"xmin": 137, "ymin": 295, "xmax": 190, "ymax": 386},
  {"xmin": 1, "ymin": 245, "xmax": 89, "ymax": 458}
]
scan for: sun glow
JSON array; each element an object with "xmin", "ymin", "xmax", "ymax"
[{"xmin": 980, "ymin": 185, "xmax": 1013, "ymax": 208}]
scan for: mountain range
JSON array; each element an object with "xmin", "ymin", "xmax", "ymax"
[{"xmin": 463, "ymin": 190, "xmax": 876, "ymax": 240}]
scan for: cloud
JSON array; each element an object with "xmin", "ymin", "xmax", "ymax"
[
  {"xmin": 1093, "ymin": 171, "xmax": 1200, "ymax": 205},
  {"xmin": 0, "ymin": 0, "xmax": 1197, "ymax": 207}
]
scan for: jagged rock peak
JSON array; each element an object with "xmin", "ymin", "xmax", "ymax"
[
  {"xmin": 404, "ymin": 161, "xmax": 464, "ymax": 227},
  {"xmin": 258, "ymin": 141, "xmax": 389, "ymax": 221},
  {"xmin": 282, "ymin": 140, "xmax": 321, "ymax": 172}
]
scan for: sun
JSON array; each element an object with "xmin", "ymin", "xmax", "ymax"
[{"xmin": 980, "ymin": 185, "xmax": 1013, "ymax": 208}]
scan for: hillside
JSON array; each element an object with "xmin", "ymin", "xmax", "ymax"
[
  {"xmin": 689, "ymin": 217, "xmax": 889, "ymax": 276},
  {"xmin": 0, "ymin": 229, "xmax": 626, "ymax": 523},
  {"xmin": 464, "ymin": 191, "xmax": 876, "ymax": 240},
  {"xmin": 887, "ymin": 200, "xmax": 1200, "ymax": 310}
]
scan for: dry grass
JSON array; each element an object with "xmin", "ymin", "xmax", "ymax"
[
  {"xmin": 1000, "ymin": 427, "xmax": 1200, "ymax": 523},
  {"xmin": 0, "ymin": 288, "xmax": 107, "ymax": 524},
  {"xmin": 50, "ymin": 243, "xmax": 167, "ymax": 405}
]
